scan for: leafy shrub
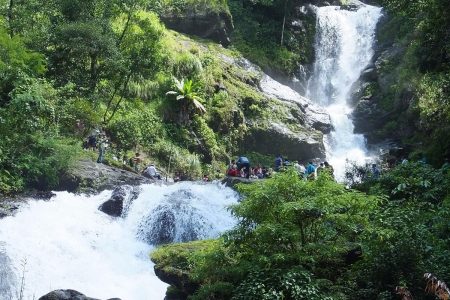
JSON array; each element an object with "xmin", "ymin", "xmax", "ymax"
[
  {"xmin": 151, "ymin": 140, "xmax": 202, "ymax": 179},
  {"xmin": 348, "ymin": 162, "xmax": 450, "ymax": 299},
  {"xmin": 233, "ymin": 268, "xmax": 333, "ymax": 300},
  {"xmin": 107, "ymin": 104, "xmax": 164, "ymax": 150},
  {"xmin": 154, "ymin": 170, "xmax": 377, "ymax": 298}
]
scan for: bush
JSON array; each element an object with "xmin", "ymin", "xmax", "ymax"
[
  {"xmin": 348, "ymin": 162, "xmax": 450, "ymax": 299},
  {"xmin": 153, "ymin": 170, "xmax": 377, "ymax": 298}
]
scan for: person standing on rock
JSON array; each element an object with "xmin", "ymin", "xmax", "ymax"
[{"xmin": 96, "ymin": 134, "xmax": 108, "ymax": 164}]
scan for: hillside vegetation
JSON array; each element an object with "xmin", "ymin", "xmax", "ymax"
[{"xmin": 0, "ymin": 0, "xmax": 294, "ymax": 194}]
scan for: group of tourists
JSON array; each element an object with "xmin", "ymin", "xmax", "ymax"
[
  {"xmin": 226, "ymin": 157, "xmax": 273, "ymax": 179},
  {"xmin": 226, "ymin": 154, "xmax": 339, "ymax": 181}
]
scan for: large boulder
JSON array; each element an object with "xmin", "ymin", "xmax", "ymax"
[
  {"xmin": 241, "ymin": 74, "xmax": 329, "ymax": 161},
  {"xmin": 38, "ymin": 289, "xmax": 121, "ymax": 300},
  {"xmin": 259, "ymin": 74, "xmax": 332, "ymax": 134},
  {"xmin": 159, "ymin": 6, "xmax": 233, "ymax": 46},
  {"xmin": 98, "ymin": 185, "xmax": 140, "ymax": 217},
  {"xmin": 244, "ymin": 122, "xmax": 326, "ymax": 161},
  {"xmin": 58, "ymin": 160, "xmax": 151, "ymax": 194}
]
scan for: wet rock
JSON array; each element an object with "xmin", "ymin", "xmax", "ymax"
[
  {"xmin": 38, "ymin": 289, "xmax": 115, "ymax": 300},
  {"xmin": 146, "ymin": 208, "xmax": 176, "ymax": 245},
  {"xmin": 31, "ymin": 191, "xmax": 56, "ymax": 200},
  {"xmin": 222, "ymin": 176, "xmax": 255, "ymax": 188},
  {"xmin": 0, "ymin": 197, "xmax": 23, "ymax": 218},
  {"xmin": 38, "ymin": 289, "xmax": 122, "ymax": 300},
  {"xmin": 138, "ymin": 190, "xmax": 212, "ymax": 245},
  {"xmin": 99, "ymin": 185, "xmax": 140, "ymax": 217},
  {"xmin": 58, "ymin": 160, "xmax": 151, "ymax": 194}
]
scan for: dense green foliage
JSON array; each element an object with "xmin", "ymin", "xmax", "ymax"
[
  {"xmin": 0, "ymin": 0, "xmax": 272, "ymax": 194},
  {"xmin": 153, "ymin": 163, "xmax": 450, "ymax": 299},
  {"xmin": 229, "ymin": 0, "xmax": 315, "ymax": 76},
  {"xmin": 368, "ymin": 0, "xmax": 450, "ymax": 164}
]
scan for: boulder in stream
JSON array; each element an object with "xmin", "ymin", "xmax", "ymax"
[
  {"xmin": 138, "ymin": 189, "xmax": 212, "ymax": 246},
  {"xmin": 98, "ymin": 185, "xmax": 140, "ymax": 217},
  {"xmin": 39, "ymin": 289, "xmax": 121, "ymax": 300},
  {"xmin": 58, "ymin": 159, "xmax": 151, "ymax": 194}
]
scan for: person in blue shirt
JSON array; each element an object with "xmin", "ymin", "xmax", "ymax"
[
  {"xmin": 306, "ymin": 161, "xmax": 316, "ymax": 180},
  {"xmin": 274, "ymin": 155, "xmax": 283, "ymax": 171},
  {"xmin": 237, "ymin": 156, "xmax": 250, "ymax": 179}
]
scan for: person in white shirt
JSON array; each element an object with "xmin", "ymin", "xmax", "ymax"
[{"xmin": 143, "ymin": 164, "xmax": 160, "ymax": 179}]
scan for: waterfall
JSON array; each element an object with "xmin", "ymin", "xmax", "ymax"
[
  {"xmin": 0, "ymin": 182, "xmax": 238, "ymax": 299},
  {"xmin": 306, "ymin": 4, "xmax": 382, "ymax": 181}
]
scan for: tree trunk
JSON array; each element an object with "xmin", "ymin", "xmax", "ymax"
[
  {"xmin": 8, "ymin": 0, "xmax": 14, "ymax": 37},
  {"xmin": 117, "ymin": 4, "xmax": 135, "ymax": 47},
  {"xmin": 280, "ymin": 0, "xmax": 288, "ymax": 46},
  {"xmin": 104, "ymin": 72, "xmax": 133, "ymax": 124}
]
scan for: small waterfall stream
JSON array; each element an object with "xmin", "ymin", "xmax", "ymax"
[
  {"xmin": 306, "ymin": 4, "xmax": 382, "ymax": 180},
  {"xmin": 0, "ymin": 183, "xmax": 238, "ymax": 299}
]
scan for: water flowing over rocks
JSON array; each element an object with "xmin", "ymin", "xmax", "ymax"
[
  {"xmin": 0, "ymin": 183, "xmax": 238, "ymax": 299},
  {"xmin": 138, "ymin": 189, "xmax": 213, "ymax": 245},
  {"xmin": 306, "ymin": 4, "xmax": 382, "ymax": 180},
  {"xmin": 0, "ymin": 250, "xmax": 15, "ymax": 300}
]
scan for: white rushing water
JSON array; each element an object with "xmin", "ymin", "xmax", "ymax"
[
  {"xmin": 306, "ymin": 4, "xmax": 382, "ymax": 181},
  {"xmin": 0, "ymin": 182, "xmax": 238, "ymax": 300}
]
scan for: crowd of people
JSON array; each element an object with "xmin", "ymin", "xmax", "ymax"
[
  {"xmin": 81, "ymin": 127, "xmax": 383, "ymax": 184},
  {"xmin": 226, "ymin": 158, "xmax": 273, "ymax": 179},
  {"xmin": 226, "ymin": 154, "xmax": 336, "ymax": 181}
]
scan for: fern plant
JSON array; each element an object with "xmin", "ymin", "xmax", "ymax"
[{"xmin": 166, "ymin": 78, "xmax": 206, "ymax": 124}]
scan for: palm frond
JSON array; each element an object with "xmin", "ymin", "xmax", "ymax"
[{"xmin": 193, "ymin": 99, "xmax": 207, "ymax": 114}]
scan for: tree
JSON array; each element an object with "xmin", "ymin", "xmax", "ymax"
[{"xmin": 103, "ymin": 10, "xmax": 165, "ymax": 124}]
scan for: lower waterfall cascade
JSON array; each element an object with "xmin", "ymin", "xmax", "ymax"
[{"xmin": 0, "ymin": 182, "xmax": 238, "ymax": 300}]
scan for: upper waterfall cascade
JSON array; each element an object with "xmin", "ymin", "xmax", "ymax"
[
  {"xmin": 0, "ymin": 182, "xmax": 238, "ymax": 299},
  {"xmin": 306, "ymin": 4, "xmax": 382, "ymax": 180}
]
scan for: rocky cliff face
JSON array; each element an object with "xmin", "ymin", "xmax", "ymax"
[
  {"xmin": 350, "ymin": 13, "xmax": 418, "ymax": 145},
  {"xmin": 219, "ymin": 55, "xmax": 331, "ymax": 161},
  {"xmin": 159, "ymin": 7, "xmax": 233, "ymax": 46}
]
